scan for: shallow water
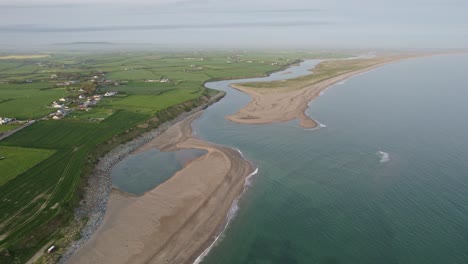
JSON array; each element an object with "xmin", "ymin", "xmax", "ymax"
[
  {"xmin": 112, "ymin": 148, "xmax": 207, "ymax": 195},
  {"xmin": 193, "ymin": 54, "xmax": 468, "ymax": 264}
]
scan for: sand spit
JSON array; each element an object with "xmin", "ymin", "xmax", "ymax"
[
  {"xmin": 67, "ymin": 111, "xmax": 254, "ymax": 264},
  {"xmin": 226, "ymin": 56, "xmax": 418, "ymax": 128}
]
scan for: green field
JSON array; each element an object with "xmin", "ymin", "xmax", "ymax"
[
  {"xmin": 0, "ymin": 124, "xmax": 19, "ymax": 133},
  {"xmin": 105, "ymin": 88, "xmax": 202, "ymax": 113},
  {"xmin": 0, "ymin": 146, "xmax": 55, "ymax": 186},
  {"xmin": 0, "ymin": 50, "xmax": 349, "ymax": 263}
]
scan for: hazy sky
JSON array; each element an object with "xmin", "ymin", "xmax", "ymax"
[{"xmin": 1, "ymin": 0, "xmax": 467, "ymax": 49}]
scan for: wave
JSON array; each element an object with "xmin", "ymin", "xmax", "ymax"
[
  {"xmin": 303, "ymin": 119, "xmax": 327, "ymax": 131},
  {"xmin": 236, "ymin": 148, "xmax": 244, "ymax": 158},
  {"xmin": 193, "ymin": 167, "xmax": 259, "ymax": 264},
  {"xmin": 377, "ymin": 151, "xmax": 390, "ymax": 163}
]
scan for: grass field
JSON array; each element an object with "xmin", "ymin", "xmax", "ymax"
[
  {"xmin": 0, "ymin": 124, "xmax": 19, "ymax": 133},
  {"xmin": 0, "ymin": 146, "xmax": 55, "ymax": 186},
  {"xmin": 0, "ymin": 50, "xmax": 350, "ymax": 263},
  {"xmin": 0, "ymin": 88, "xmax": 71, "ymax": 119},
  {"xmin": 105, "ymin": 88, "xmax": 202, "ymax": 113}
]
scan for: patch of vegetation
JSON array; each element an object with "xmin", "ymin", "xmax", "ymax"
[
  {"xmin": 0, "ymin": 124, "xmax": 19, "ymax": 133},
  {"xmin": 105, "ymin": 88, "xmax": 202, "ymax": 114},
  {"xmin": 0, "ymin": 146, "xmax": 56, "ymax": 186}
]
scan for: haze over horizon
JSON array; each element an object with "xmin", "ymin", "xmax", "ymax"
[{"xmin": 1, "ymin": 0, "xmax": 467, "ymax": 50}]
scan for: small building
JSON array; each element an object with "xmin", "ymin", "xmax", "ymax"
[
  {"xmin": 78, "ymin": 94, "xmax": 86, "ymax": 99},
  {"xmin": 52, "ymin": 101, "xmax": 63, "ymax": 108},
  {"xmin": 104, "ymin": 91, "xmax": 117, "ymax": 97},
  {"xmin": 59, "ymin": 98, "xmax": 67, "ymax": 102},
  {"xmin": 0, "ymin": 117, "xmax": 13, "ymax": 125},
  {"xmin": 77, "ymin": 105, "xmax": 90, "ymax": 111}
]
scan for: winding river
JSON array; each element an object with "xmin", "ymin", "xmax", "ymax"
[{"xmin": 114, "ymin": 54, "xmax": 468, "ymax": 264}]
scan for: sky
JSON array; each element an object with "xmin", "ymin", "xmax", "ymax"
[{"xmin": 0, "ymin": 0, "xmax": 467, "ymax": 49}]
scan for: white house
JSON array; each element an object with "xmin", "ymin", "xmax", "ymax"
[
  {"xmin": 59, "ymin": 98, "xmax": 66, "ymax": 102},
  {"xmin": 52, "ymin": 101, "xmax": 63, "ymax": 108},
  {"xmin": 104, "ymin": 91, "xmax": 117, "ymax": 97},
  {"xmin": 1, "ymin": 117, "xmax": 14, "ymax": 124}
]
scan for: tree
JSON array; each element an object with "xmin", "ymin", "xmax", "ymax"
[{"xmin": 81, "ymin": 82, "xmax": 97, "ymax": 95}]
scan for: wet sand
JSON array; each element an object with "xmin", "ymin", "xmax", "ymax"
[
  {"xmin": 226, "ymin": 56, "xmax": 415, "ymax": 128},
  {"xmin": 67, "ymin": 111, "xmax": 254, "ymax": 264}
]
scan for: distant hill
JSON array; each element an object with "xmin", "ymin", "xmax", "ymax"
[{"xmin": 54, "ymin": 42, "xmax": 116, "ymax": 45}]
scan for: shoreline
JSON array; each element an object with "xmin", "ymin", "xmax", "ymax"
[
  {"xmin": 66, "ymin": 109, "xmax": 256, "ymax": 264},
  {"xmin": 225, "ymin": 55, "xmax": 427, "ymax": 129},
  {"xmin": 59, "ymin": 93, "xmax": 225, "ymax": 263}
]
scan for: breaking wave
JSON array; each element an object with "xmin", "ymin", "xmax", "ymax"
[
  {"xmin": 193, "ymin": 167, "xmax": 259, "ymax": 264},
  {"xmin": 377, "ymin": 151, "xmax": 390, "ymax": 163}
]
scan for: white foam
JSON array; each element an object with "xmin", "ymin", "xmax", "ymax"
[
  {"xmin": 193, "ymin": 167, "xmax": 259, "ymax": 264},
  {"xmin": 377, "ymin": 151, "xmax": 390, "ymax": 163},
  {"xmin": 303, "ymin": 121, "xmax": 327, "ymax": 131},
  {"xmin": 236, "ymin": 148, "xmax": 244, "ymax": 158}
]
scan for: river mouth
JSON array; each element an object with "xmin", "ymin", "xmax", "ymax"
[
  {"xmin": 112, "ymin": 148, "xmax": 207, "ymax": 196},
  {"xmin": 106, "ymin": 54, "xmax": 468, "ymax": 264}
]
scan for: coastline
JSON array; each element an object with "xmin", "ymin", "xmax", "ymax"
[
  {"xmin": 66, "ymin": 110, "xmax": 255, "ymax": 264},
  {"xmin": 225, "ymin": 55, "xmax": 422, "ymax": 128},
  {"xmin": 58, "ymin": 93, "xmax": 225, "ymax": 263}
]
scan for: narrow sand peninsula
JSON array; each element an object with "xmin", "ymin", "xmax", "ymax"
[
  {"xmin": 226, "ymin": 56, "xmax": 414, "ymax": 128},
  {"xmin": 67, "ymin": 111, "xmax": 254, "ymax": 264}
]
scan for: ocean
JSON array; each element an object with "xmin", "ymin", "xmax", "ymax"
[{"xmin": 114, "ymin": 54, "xmax": 468, "ymax": 264}]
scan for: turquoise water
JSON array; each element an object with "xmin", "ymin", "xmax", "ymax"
[
  {"xmin": 192, "ymin": 54, "xmax": 468, "ymax": 264},
  {"xmin": 112, "ymin": 148, "xmax": 207, "ymax": 195}
]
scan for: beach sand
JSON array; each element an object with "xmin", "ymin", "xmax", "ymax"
[
  {"xmin": 226, "ymin": 56, "xmax": 415, "ymax": 129},
  {"xmin": 67, "ymin": 111, "xmax": 254, "ymax": 264}
]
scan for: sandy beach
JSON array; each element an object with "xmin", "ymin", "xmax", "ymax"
[
  {"xmin": 226, "ymin": 56, "xmax": 415, "ymax": 128},
  {"xmin": 67, "ymin": 111, "xmax": 254, "ymax": 264}
]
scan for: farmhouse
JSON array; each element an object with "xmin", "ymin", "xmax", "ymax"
[
  {"xmin": 59, "ymin": 98, "xmax": 67, "ymax": 102},
  {"xmin": 0, "ymin": 117, "xmax": 14, "ymax": 125},
  {"xmin": 104, "ymin": 91, "xmax": 117, "ymax": 97},
  {"xmin": 51, "ymin": 101, "xmax": 63, "ymax": 108},
  {"xmin": 77, "ymin": 104, "xmax": 90, "ymax": 111}
]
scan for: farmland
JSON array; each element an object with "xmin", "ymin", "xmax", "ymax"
[
  {"xmin": 0, "ymin": 146, "xmax": 55, "ymax": 186},
  {"xmin": 0, "ymin": 50, "xmax": 348, "ymax": 263}
]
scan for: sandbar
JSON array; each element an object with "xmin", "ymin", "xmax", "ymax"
[
  {"xmin": 67, "ymin": 111, "xmax": 254, "ymax": 264},
  {"xmin": 226, "ymin": 56, "xmax": 419, "ymax": 128}
]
